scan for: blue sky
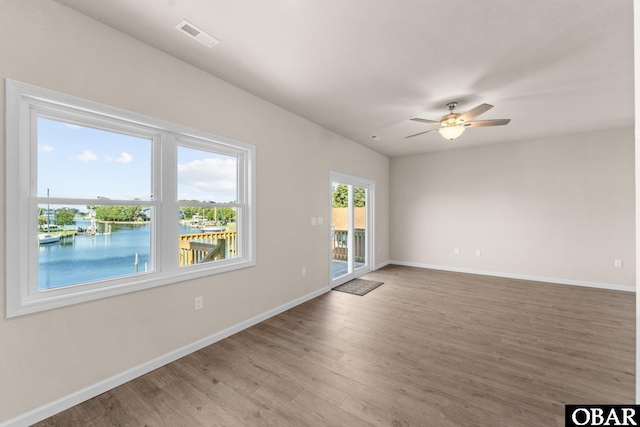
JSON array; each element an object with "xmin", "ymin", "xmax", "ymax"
[{"xmin": 37, "ymin": 118, "xmax": 237, "ymax": 204}]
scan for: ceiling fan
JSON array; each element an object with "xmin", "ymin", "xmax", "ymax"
[{"xmin": 406, "ymin": 102, "xmax": 510, "ymax": 141}]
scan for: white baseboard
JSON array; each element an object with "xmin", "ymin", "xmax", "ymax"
[
  {"xmin": 375, "ymin": 259, "xmax": 392, "ymax": 270},
  {"xmin": 1, "ymin": 286, "xmax": 331, "ymax": 427},
  {"xmin": 389, "ymin": 261, "xmax": 636, "ymax": 293}
]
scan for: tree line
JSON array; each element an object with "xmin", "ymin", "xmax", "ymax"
[
  {"xmin": 181, "ymin": 205, "xmax": 236, "ymax": 224},
  {"xmin": 95, "ymin": 205, "xmax": 143, "ymax": 222},
  {"xmin": 39, "ymin": 207, "xmax": 78, "ymax": 228},
  {"xmin": 332, "ymin": 184, "xmax": 366, "ymax": 208},
  {"xmin": 38, "ymin": 203, "xmax": 238, "ymax": 226},
  {"xmin": 93, "ymin": 204, "xmax": 237, "ymax": 223}
]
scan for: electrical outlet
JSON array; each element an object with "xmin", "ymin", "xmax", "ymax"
[
  {"xmin": 614, "ymin": 259, "xmax": 623, "ymax": 268},
  {"xmin": 194, "ymin": 296, "xmax": 203, "ymax": 311},
  {"xmin": 454, "ymin": 248, "xmax": 459, "ymax": 255},
  {"xmin": 311, "ymin": 217, "xmax": 317, "ymax": 226},
  {"xmin": 317, "ymin": 216, "xmax": 323, "ymax": 225},
  {"xmin": 302, "ymin": 267, "xmax": 307, "ymax": 276},
  {"xmin": 475, "ymin": 250, "xmax": 481, "ymax": 257}
]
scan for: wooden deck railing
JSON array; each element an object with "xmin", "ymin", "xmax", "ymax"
[
  {"xmin": 181, "ymin": 229, "xmax": 364, "ymax": 266},
  {"xmin": 332, "ymin": 229, "xmax": 365, "ymax": 262},
  {"xmin": 179, "ymin": 231, "xmax": 236, "ymax": 267}
]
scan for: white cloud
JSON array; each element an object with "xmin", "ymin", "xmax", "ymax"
[
  {"xmin": 63, "ymin": 123, "xmax": 82, "ymax": 130},
  {"xmin": 177, "ymin": 157, "xmax": 237, "ymax": 201},
  {"xmin": 115, "ymin": 152, "xmax": 133, "ymax": 164},
  {"xmin": 76, "ymin": 150, "xmax": 97, "ymax": 162},
  {"xmin": 38, "ymin": 144, "xmax": 54, "ymax": 153},
  {"xmin": 105, "ymin": 152, "xmax": 133, "ymax": 163}
]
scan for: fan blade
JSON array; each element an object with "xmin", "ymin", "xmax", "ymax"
[
  {"xmin": 405, "ymin": 128, "xmax": 440, "ymax": 138},
  {"xmin": 464, "ymin": 119, "xmax": 511, "ymax": 127},
  {"xmin": 410, "ymin": 118, "xmax": 441, "ymax": 124},
  {"xmin": 459, "ymin": 103, "xmax": 493, "ymax": 122}
]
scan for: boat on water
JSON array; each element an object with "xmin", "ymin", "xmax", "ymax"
[
  {"xmin": 39, "ymin": 233, "xmax": 61, "ymax": 244},
  {"xmin": 200, "ymin": 226, "xmax": 226, "ymax": 233}
]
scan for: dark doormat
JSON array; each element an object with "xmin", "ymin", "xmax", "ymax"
[{"xmin": 332, "ymin": 278, "xmax": 384, "ymax": 296}]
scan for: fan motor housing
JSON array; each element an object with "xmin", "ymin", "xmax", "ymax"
[{"xmin": 441, "ymin": 112, "xmax": 461, "ymax": 125}]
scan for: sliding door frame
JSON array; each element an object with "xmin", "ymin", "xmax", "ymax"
[{"xmin": 329, "ymin": 171, "xmax": 375, "ymax": 287}]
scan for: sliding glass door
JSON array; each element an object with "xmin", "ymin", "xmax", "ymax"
[{"xmin": 330, "ymin": 172, "xmax": 374, "ymax": 286}]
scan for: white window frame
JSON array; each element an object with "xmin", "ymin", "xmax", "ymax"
[{"xmin": 5, "ymin": 80, "xmax": 256, "ymax": 317}]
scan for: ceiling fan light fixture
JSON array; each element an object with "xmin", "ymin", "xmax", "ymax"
[
  {"xmin": 406, "ymin": 102, "xmax": 509, "ymax": 141},
  {"xmin": 439, "ymin": 125, "xmax": 465, "ymax": 140}
]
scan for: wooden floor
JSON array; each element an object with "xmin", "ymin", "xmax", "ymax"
[{"xmin": 36, "ymin": 265, "xmax": 635, "ymax": 426}]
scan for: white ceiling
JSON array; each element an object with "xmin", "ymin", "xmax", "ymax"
[{"xmin": 55, "ymin": 0, "xmax": 633, "ymax": 157}]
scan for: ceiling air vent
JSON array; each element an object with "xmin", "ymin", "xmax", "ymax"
[{"xmin": 175, "ymin": 20, "xmax": 219, "ymax": 48}]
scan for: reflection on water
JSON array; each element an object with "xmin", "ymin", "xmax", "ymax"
[{"xmin": 38, "ymin": 221, "xmax": 198, "ymax": 290}]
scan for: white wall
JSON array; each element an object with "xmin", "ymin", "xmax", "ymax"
[
  {"xmin": 390, "ymin": 129, "xmax": 635, "ymax": 289},
  {"xmin": 634, "ymin": 0, "xmax": 640, "ymax": 403},
  {"xmin": 0, "ymin": 1, "xmax": 389, "ymax": 423}
]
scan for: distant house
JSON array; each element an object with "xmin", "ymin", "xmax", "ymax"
[
  {"xmin": 332, "ymin": 207, "xmax": 366, "ymax": 230},
  {"xmin": 139, "ymin": 208, "xmax": 151, "ymax": 221},
  {"xmin": 139, "ymin": 208, "xmax": 184, "ymax": 221}
]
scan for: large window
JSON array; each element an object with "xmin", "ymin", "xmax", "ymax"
[{"xmin": 6, "ymin": 80, "xmax": 256, "ymax": 317}]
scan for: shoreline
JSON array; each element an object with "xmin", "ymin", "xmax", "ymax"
[{"xmin": 96, "ymin": 220, "xmax": 150, "ymax": 225}]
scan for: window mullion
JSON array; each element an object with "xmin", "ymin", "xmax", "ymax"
[{"xmin": 159, "ymin": 134, "xmax": 178, "ymax": 272}]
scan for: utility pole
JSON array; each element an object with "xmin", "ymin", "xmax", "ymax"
[{"xmin": 47, "ymin": 188, "xmax": 50, "ymax": 231}]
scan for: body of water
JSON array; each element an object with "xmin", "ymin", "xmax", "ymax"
[{"xmin": 38, "ymin": 220, "xmax": 200, "ymax": 290}]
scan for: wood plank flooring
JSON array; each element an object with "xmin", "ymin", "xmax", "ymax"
[{"xmin": 35, "ymin": 265, "xmax": 635, "ymax": 426}]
